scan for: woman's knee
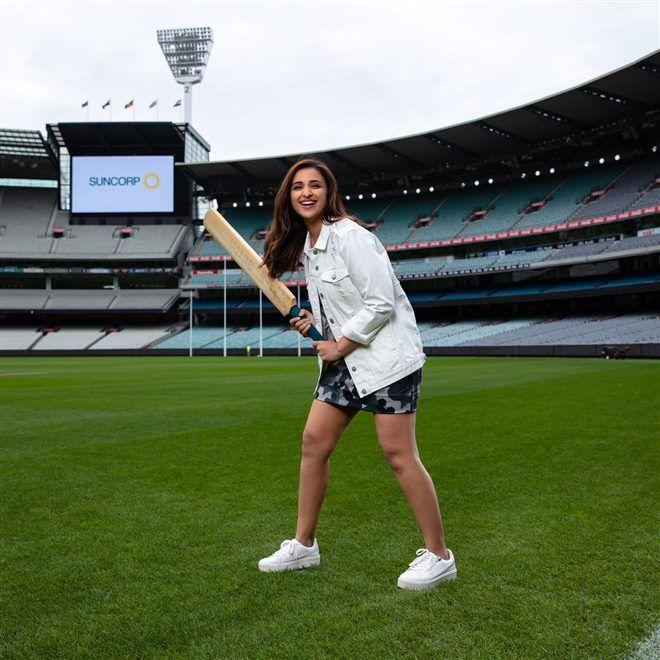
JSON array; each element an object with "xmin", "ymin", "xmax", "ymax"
[
  {"xmin": 381, "ymin": 445, "xmax": 416, "ymax": 473},
  {"xmin": 301, "ymin": 427, "xmax": 336, "ymax": 462}
]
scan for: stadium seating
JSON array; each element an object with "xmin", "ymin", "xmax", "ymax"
[
  {"xmin": 90, "ymin": 326, "xmax": 177, "ymax": 349},
  {"xmin": 458, "ymin": 179, "xmax": 560, "ymax": 237},
  {"xmin": 0, "ymin": 187, "xmax": 190, "ymax": 259},
  {"xmin": 571, "ymin": 160, "xmax": 659, "ymax": 220},
  {"xmin": 33, "ymin": 327, "xmax": 105, "ymax": 349},
  {"xmin": 0, "ymin": 328, "xmax": 43, "ymax": 349},
  {"xmin": 154, "ymin": 313, "xmax": 660, "ymax": 349},
  {"xmin": 0, "ymin": 289, "xmax": 179, "ymax": 311},
  {"xmin": 4, "ymin": 312, "xmax": 657, "ymax": 351},
  {"xmin": 456, "ymin": 313, "xmax": 659, "ymax": 346},
  {"xmin": 0, "ymin": 187, "xmax": 57, "ymax": 255},
  {"xmin": 375, "ymin": 192, "xmax": 442, "ymax": 244},
  {"xmin": 185, "ymin": 233, "xmax": 658, "ymax": 287},
  {"xmin": 513, "ymin": 164, "xmax": 628, "ymax": 229}
]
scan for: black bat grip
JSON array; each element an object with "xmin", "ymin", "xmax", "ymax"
[{"xmin": 289, "ymin": 305, "xmax": 323, "ymax": 342}]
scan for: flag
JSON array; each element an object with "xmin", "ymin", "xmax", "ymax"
[
  {"xmin": 173, "ymin": 99, "xmax": 182, "ymax": 108},
  {"xmin": 124, "ymin": 99, "xmax": 134, "ymax": 109},
  {"xmin": 102, "ymin": 99, "xmax": 111, "ymax": 109},
  {"xmin": 81, "ymin": 100, "xmax": 89, "ymax": 108},
  {"xmin": 149, "ymin": 99, "xmax": 158, "ymax": 109}
]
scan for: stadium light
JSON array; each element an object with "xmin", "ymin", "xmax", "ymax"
[
  {"xmin": 460, "ymin": 182, "xmax": 466, "ymax": 188},
  {"xmin": 403, "ymin": 189, "xmax": 408, "ymax": 195},
  {"xmin": 488, "ymin": 178, "xmax": 494, "ymax": 184},
  {"xmin": 614, "ymin": 154, "xmax": 621, "ymax": 161},
  {"xmin": 358, "ymin": 193, "xmax": 364, "ymax": 200},
  {"xmin": 157, "ymin": 27, "xmax": 214, "ymax": 123},
  {"xmin": 584, "ymin": 161, "xmax": 590, "ymax": 167},
  {"xmin": 415, "ymin": 188, "xmax": 421, "ymax": 194},
  {"xmin": 258, "ymin": 201, "xmax": 264, "ymax": 207},
  {"xmin": 652, "ymin": 145, "xmax": 657, "ymax": 153},
  {"xmin": 549, "ymin": 168, "xmax": 555, "ymax": 174},
  {"xmin": 474, "ymin": 180, "xmax": 480, "ymax": 186},
  {"xmin": 345, "ymin": 195, "xmax": 351, "ymax": 201},
  {"xmin": 371, "ymin": 192, "xmax": 377, "ymax": 198},
  {"xmin": 429, "ymin": 186, "xmax": 434, "ymax": 193},
  {"xmin": 232, "ymin": 202, "xmax": 238, "ymax": 208},
  {"xmin": 598, "ymin": 157, "xmax": 605, "ymax": 164},
  {"xmin": 246, "ymin": 201, "xmax": 251, "ymax": 207},
  {"xmin": 534, "ymin": 170, "xmax": 540, "ymax": 177},
  {"xmin": 521, "ymin": 173, "xmax": 527, "ymax": 179}
]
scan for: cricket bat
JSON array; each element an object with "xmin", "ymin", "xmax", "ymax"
[{"xmin": 203, "ymin": 209, "xmax": 323, "ymax": 341}]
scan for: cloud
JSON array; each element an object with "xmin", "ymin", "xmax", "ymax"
[{"xmin": 1, "ymin": 0, "xmax": 657, "ymax": 159}]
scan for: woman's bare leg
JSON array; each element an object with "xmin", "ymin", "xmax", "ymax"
[
  {"xmin": 295, "ymin": 400, "xmax": 358, "ymax": 546},
  {"xmin": 374, "ymin": 412, "xmax": 449, "ymax": 559}
]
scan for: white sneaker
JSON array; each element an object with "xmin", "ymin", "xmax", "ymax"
[
  {"xmin": 397, "ymin": 548, "xmax": 457, "ymax": 590},
  {"xmin": 258, "ymin": 538, "xmax": 320, "ymax": 573}
]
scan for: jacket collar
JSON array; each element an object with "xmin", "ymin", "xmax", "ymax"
[{"xmin": 303, "ymin": 220, "xmax": 332, "ymax": 255}]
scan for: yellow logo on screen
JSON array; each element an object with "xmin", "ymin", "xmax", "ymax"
[{"xmin": 143, "ymin": 172, "xmax": 161, "ymax": 190}]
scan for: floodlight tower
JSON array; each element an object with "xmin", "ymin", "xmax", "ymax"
[{"xmin": 157, "ymin": 26, "xmax": 214, "ymax": 124}]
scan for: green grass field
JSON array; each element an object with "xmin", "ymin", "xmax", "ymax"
[{"xmin": 1, "ymin": 356, "xmax": 658, "ymax": 658}]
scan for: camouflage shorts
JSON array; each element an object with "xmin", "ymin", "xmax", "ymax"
[{"xmin": 314, "ymin": 359, "xmax": 422, "ymax": 414}]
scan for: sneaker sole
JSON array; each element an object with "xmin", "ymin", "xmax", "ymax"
[
  {"xmin": 258, "ymin": 557, "xmax": 320, "ymax": 573},
  {"xmin": 397, "ymin": 567, "xmax": 457, "ymax": 590}
]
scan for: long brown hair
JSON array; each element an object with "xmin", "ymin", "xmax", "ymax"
[{"xmin": 262, "ymin": 157, "xmax": 362, "ymax": 279}]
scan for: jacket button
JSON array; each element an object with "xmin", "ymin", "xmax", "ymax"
[
  {"xmin": 315, "ymin": 266, "xmax": 319, "ymax": 271},
  {"xmin": 332, "ymin": 274, "xmax": 336, "ymax": 280},
  {"xmin": 320, "ymin": 293, "xmax": 324, "ymax": 298},
  {"xmin": 361, "ymin": 389, "xmax": 366, "ymax": 394},
  {"xmin": 313, "ymin": 249, "xmax": 318, "ymax": 254},
  {"xmin": 351, "ymin": 367, "xmax": 356, "ymax": 372},
  {"xmin": 329, "ymin": 318, "xmax": 334, "ymax": 323}
]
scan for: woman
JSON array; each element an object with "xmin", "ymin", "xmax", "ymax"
[{"xmin": 257, "ymin": 158, "xmax": 456, "ymax": 590}]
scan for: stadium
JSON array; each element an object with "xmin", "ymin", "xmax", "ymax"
[
  {"xmin": 1, "ymin": 19, "xmax": 658, "ymax": 660},
  {"xmin": 1, "ymin": 54, "xmax": 659, "ymax": 356}
]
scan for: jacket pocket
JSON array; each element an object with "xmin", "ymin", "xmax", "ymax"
[
  {"xmin": 320, "ymin": 267, "xmax": 361, "ymax": 305},
  {"xmin": 320, "ymin": 267, "xmax": 350, "ymax": 284},
  {"xmin": 368, "ymin": 321, "xmax": 399, "ymax": 375}
]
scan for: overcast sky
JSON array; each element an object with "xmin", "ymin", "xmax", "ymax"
[{"xmin": 1, "ymin": 0, "xmax": 658, "ymax": 161}]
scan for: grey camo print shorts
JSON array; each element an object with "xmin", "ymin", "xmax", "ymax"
[{"xmin": 314, "ymin": 359, "xmax": 422, "ymax": 414}]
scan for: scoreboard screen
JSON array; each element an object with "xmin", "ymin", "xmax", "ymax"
[{"xmin": 71, "ymin": 155, "xmax": 174, "ymax": 214}]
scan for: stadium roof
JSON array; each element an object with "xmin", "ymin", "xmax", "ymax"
[
  {"xmin": 47, "ymin": 122, "xmax": 183, "ymax": 155},
  {"xmin": 0, "ymin": 128, "xmax": 57, "ymax": 180},
  {"xmin": 179, "ymin": 50, "xmax": 660, "ymax": 197}
]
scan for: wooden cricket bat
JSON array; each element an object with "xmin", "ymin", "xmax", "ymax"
[{"xmin": 203, "ymin": 209, "xmax": 322, "ymax": 341}]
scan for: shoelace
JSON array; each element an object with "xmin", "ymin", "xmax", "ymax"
[
  {"xmin": 274, "ymin": 539, "xmax": 297, "ymax": 559},
  {"xmin": 408, "ymin": 548, "xmax": 439, "ymax": 570}
]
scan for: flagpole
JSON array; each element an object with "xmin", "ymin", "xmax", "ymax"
[
  {"xmin": 297, "ymin": 282, "xmax": 301, "ymax": 358},
  {"xmin": 223, "ymin": 257, "xmax": 227, "ymax": 358},
  {"xmin": 133, "ymin": 104, "xmax": 135, "ymax": 121},
  {"xmin": 259, "ymin": 289, "xmax": 263, "ymax": 358},
  {"xmin": 86, "ymin": 106, "xmax": 90, "ymax": 122}
]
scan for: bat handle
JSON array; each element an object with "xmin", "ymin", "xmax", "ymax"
[{"xmin": 289, "ymin": 305, "xmax": 323, "ymax": 342}]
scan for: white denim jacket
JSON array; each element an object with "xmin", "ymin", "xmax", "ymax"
[{"xmin": 301, "ymin": 217, "xmax": 426, "ymax": 398}]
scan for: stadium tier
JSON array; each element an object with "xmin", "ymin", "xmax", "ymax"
[
  {"xmin": 0, "ymin": 188, "xmax": 191, "ymax": 260},
  {"xmin": 149, "ymin": 313, "xmax": 660, "ymax": 350},
  {"xmin": 0, "ymin": 289, "xmax": 180, "ymax": 311},
  {"xmin": 0, "ymin": 324, "xmax": 179, "ymax": 350},
  {"xmin": 186, "ymin": 158, "xmax": 658, "ymax": 261},
  {"xmin": 188, "ymin": 233, "xmax": 660, "ymax": 286},
  {"xmin": 3, "ymin": 311, "xmax": 657, "ymax": 352},
  {"xmin": 1, "ymin": 53, "xmax": 659, "ymax": 358}
]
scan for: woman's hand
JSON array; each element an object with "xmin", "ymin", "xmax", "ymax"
[
  {"xmin": 290, "ymin": 308, "xmax": 316, "ymax": 336},
  {"xmin": 312, "ymin": 340, "xmax": 343, "ymax": 363}
]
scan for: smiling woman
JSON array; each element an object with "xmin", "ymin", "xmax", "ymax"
[{"xmin": 258, "ymin": 157, "xmax": 456, "ymax": 590}]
